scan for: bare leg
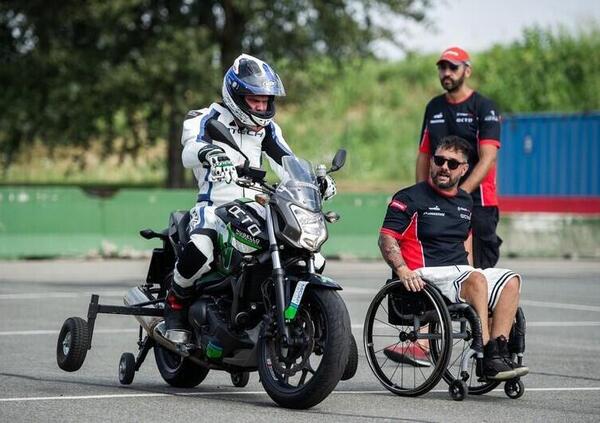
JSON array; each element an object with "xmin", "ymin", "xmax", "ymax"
[
  {"xmin": 459, "ymin": 272, "xmax": 490, "ymax": 345},
  {"xmin": 490, "ymin": 276, "xmax": 520, "ymax": 338}
]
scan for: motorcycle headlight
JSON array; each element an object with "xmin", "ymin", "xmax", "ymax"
[{"xmin": 290, "ymin": 204, "xmax": 328, "ymax": 251}]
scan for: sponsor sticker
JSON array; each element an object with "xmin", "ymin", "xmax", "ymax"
[{"xmin": 284, "ymin": 281, "xmax": 309, "ymax": 320}]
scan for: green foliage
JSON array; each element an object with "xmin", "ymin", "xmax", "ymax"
[
  {"xmin": 1, "ymin": 13, "xmax": 598, "ymax": 189},
  {"xmin": 474, "ymin": 24, "xmax": 600, "ymax": 113},
  {"xmin": 0, "ymin": 0, "xmax": 430, "ymax": 187}
]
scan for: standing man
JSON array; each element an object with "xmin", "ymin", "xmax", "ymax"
[{"xmin": 416, "ymin": 46, "xmax": 502, "ymax": 269}]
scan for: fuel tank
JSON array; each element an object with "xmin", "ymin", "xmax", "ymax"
[{"xmin": 214, "ymin": 199, "xmax": 269, "ymax": 272}]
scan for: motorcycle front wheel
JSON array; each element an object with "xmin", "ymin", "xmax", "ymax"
[{"xmin": 258, "ymin": 289, "xmax": 351, "ymax": 409}]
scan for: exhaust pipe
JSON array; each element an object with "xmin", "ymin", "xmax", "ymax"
[
  {"xmin": 153, "ymin": 321, "xmax": 208, "ymax": 367},
  {"xmin": 124, "ymin": 287, "xmax": 207, "ymax": 366},
  {"xmin": 123, "ymin": 287, "xmax": 163, "ymax": 334}
]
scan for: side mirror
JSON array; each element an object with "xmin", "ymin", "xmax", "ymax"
[
  {"xmin": 329, "ymin": 149, "xmax": 346, "ymax": 173},
  {"xmin": 206, "ymin": 119, "xmax": 250, "ymax": 165},
  {"xmin": 206, "ymin": 119, "xmax": 236, "ymax": 148}
]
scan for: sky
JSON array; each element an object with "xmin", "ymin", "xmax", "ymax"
[{"xmin": 376, "ymin": 0, "xmax": 600, "ymax": 59}]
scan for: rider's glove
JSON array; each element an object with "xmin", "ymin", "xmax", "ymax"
[
  {"xmin": 318, "ymin": 174, "xmax": 337, "ymax": 201},
  {"xmin": 198, "ymin": 144, "xmax": 237, "ymax": 184}
]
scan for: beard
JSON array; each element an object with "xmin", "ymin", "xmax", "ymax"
[
  {"xmin": 440, "ymin": 71, "xmax": 466, "ymax": 93},
  {"xmin": 431, "ymin": 169, "xmax": 461, "ymax": 189}
]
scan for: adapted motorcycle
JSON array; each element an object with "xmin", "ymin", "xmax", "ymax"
[{"xmin": 56, "ymin": 120, "xmax": 358, "ymax": 409}]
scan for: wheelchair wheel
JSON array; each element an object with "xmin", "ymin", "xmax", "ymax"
[
  {"xmin": 364, "ymin": 281, "xmax": 452, "ymax": 397},
  {"xmin": 429, "ymin": 308, "xmax": 500, "ymax": 395}
]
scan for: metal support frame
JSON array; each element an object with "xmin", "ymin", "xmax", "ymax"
[{"xmin": 85, "ymin": 294, "xmax": 164, "ymax": 349}]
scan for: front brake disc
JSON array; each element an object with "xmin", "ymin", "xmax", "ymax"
[{"xmin": 267, "ymin": 308, "xmax": 315, "ymax": 376}]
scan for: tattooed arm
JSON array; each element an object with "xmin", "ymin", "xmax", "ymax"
[{"xmin": 378, "ymin": 233, "xmax": 424, "ymax": 292}]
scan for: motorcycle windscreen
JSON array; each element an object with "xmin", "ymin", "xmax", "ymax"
[{"xmin": 276, "ymin": 156, "xmax": 322, "ymax": 212}]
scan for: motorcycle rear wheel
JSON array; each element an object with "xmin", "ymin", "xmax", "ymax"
[
  {"xmin": 154, "ymin": 345, "xmax": 209, "ymax": 388},
  {"xmin": 258, "ymin": 289, "xmax": 351, "ymax": 409}
]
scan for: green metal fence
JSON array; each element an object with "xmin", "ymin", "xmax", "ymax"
[
  {"xmin": 1, "ymin": 187, "xmax": 598, "ymax": 259},
  {"xmin": 0, "ymin": 187, "xmax": 388, "ymax": 259}
]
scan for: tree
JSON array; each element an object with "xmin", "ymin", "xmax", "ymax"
[{"xmin": 0, "ymin": 0, "xmax": 429, "ymax": 187}]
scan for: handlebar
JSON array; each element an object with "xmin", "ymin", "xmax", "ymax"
[{"xmin": 235, "ymin": 165, "xmax": 274, "ymax": 193}]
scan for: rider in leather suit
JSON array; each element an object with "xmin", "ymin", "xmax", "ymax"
[{"xmin": 164, "ymin": 54, "xmax": 336, "ymax": 343}]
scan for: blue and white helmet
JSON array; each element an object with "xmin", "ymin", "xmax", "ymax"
[{"xmin": 222, "ymin": 54, "xmax": 286, "ymax": 128}]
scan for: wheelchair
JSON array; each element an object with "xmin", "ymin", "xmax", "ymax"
[{"xmin": 363, "ymin": 279, "xmax": 526, "ymax": 401}]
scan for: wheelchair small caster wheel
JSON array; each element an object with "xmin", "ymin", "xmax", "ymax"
[
  {"xmin": 119, "ymin": 352, "xmax": 136, "ymax": 385},
  {"xmin": 231, "ymin": 371, "xmax": 250, "ymax": 387},
  {"xmin": 504, "ymin": 378, "xmax": 524, "ymax": 399},
  {"xmin": 449, "ymin": 379, "xmax": 468, "ymax": 401}
]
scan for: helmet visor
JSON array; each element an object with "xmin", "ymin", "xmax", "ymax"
[{"xmin": 228, "ymin": 60, "xmax": 286, "ymax": 96}]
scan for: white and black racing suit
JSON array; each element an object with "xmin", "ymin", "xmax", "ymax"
[{"xmin": 172, "ymin": 102, "xmax": 324, "ymax": 296}]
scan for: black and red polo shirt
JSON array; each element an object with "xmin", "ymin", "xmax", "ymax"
[
  {"xmin": 419, "ymin": 91, "xmax": 501, "ymax": 206},
  {"xmin": 380, "ymin": 181, "xmax": 473, "ymax": 270}
]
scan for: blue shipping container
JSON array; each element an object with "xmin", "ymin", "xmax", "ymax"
[{"xmin": 499, "ymin": 113, "xmax": 600, "ymax": 196}]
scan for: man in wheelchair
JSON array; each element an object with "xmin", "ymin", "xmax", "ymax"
[{"xmin": 378, "ymin": 135, "xmax": 529, "ymax": 381}]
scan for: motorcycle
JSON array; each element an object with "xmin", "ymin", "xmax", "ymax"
[{"xmin": 56, "ymin": 120, "xmax": 358, "ymax": 409}]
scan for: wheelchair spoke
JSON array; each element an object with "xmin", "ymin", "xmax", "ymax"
[{"xmin": 374, "ymin": 317, "xmax": 403, "ymax": 332}]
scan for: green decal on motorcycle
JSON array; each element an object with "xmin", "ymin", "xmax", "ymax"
[
  {"xmin": 284, "ymin": 303, "xmax": 298, "ymax": 320},
  {"xmin": 285, "ymin": 281, "xmax": 309, "ymax": 320},
  {"xmin": 216, "ymin": 224, "xmax": 235, "ymax": 274},
  {"xmin": 206, "ymin": 342, "xmax": 223, "ymax": 359}
]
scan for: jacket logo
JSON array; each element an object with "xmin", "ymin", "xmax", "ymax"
[{"xmin": 484, "ymin": 110, "xmax": 500, "ymax": 122}]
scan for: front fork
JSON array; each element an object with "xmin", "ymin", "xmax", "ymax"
[
  {"xmin": 265, "ymin": 204, "xmax": 317, "ymax": 347},
  {"xmin": 265, "ymin": 204, "xmax": 291, "ymax": 344}
]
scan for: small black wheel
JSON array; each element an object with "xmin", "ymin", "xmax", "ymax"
[
  {"xmin": 504, "ymin": 378, "xmax": 524, "ymax": 399},
  {"xmin": 57, "ymin": 317, "xmax": 90, "ymax": 372},
  {"xmin": 449, "ymin": 379, "xmax": 468, "ymax": 401},
  {"xmin": 341, "ymin": 333, "xmax": 359, "ymax": 381},
  {"xmin": 231, "ymin": 371, "xmax": 250, "ymax": 387},
  {"xmin": 119, "ymin": 352, "xmax": 136, "ymax": 385}
]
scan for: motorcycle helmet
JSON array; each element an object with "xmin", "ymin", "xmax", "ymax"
[{"xmin": 222, "ymin": 54, "xmax": 286, "ymax": 128}]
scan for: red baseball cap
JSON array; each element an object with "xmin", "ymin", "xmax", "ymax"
[{"xmin": 437, "ymin": 46, "xmax": 471, "ymax": 66}]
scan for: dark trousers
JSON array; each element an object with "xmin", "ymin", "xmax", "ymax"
[{"xmin": 471, "ymin": 206, "xmax": 502, "ymax": 269}]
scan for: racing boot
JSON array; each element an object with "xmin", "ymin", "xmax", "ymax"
[
  {"xmin": 479, "ymin": 336, "xmax": 517, "ymax": 381},
  {"xmin": 164, "ymin": 289, "xmax": 192, "ymax": 346}
]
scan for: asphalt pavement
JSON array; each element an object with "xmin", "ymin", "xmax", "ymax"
[{"xmin": 1, "ymin": 258, "xmax": 599, "ymax": 422}]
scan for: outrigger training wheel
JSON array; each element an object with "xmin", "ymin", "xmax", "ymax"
[
  {"xmin": 230, "ymin": 371, "xmax": 250, "ymax": 387},
  {"xmin": 119, "ymin": 352, "xmax": 136, "ymax": 385},
  {"xmin": 56, "ymin": 317, "xmax": 90, "ymax": 372}
]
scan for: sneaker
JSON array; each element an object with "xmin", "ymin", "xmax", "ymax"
[
  {"xmin": 384, "ymin": 343, "xmax": 431, "ymax": 367},
  {"xmin": 499, "ymin": 335, "xmax": 529, "ymax": 377},
  {"xmin": 510, "ymin": 360, "xmax": 529, "ymax": 377},
  {"xmin": 481, "ymin": 356, "xmax": 518, "ymax": 380},
  {"xmin": 480, "ymin": 336, "xmax": 517, "ymax": 381}
]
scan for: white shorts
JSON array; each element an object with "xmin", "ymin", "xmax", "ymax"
[{"xmin": 414, "ymin": 265, "xmax": 521, "ymax": 311}]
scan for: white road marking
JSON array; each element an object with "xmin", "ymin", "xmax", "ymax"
[
  {"xmin": 520, "ymin": 300, "xmax": 600, "ymax": 313},
  {"xmin": 350, "ymin": 321, "xmax": 600, "ymax": 330},
  {"xmin": 0, "ymin": 291, "xmax": 126, "ymax": 300},
  {"xmin": 1, "ymin": 387, "xmax": 599, "ymax": 402},
  {"xmin": 2, "ymin": 321, "xmax": 600, "ymax": 337},
  {"xmin": 4, "ymin": 290, "xmax": 600, "ymax": 315},
  {"xmin": 0, "ymin": 328, "xmax": 138, "ymax": 336}
]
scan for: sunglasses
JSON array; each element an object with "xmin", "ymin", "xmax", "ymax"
[
  {"xmin": 433, "ymin": 155, "xmax": 465, "ymax": 170},
  {"xmin": 437, "ymin": 62, "xmax": 460, "ymax": 72}
]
